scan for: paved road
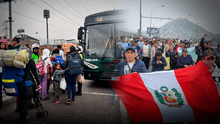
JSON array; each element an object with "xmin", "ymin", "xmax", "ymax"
[
  {"xmin": 0, "ymin": 78, "xmax": 124, "ymax": 124},
  {"xmin": 1, "ymin": 76, "xmax": 220, "ymax": 124}
]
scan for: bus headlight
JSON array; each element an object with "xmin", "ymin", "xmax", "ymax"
[{"xmin": 84, "ymin": 61, "xmax": 99, "ymax": 69}]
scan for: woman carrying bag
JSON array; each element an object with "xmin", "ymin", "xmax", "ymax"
[{"xmin": 65, "ymin": 46, "xmax": 82, "ymax": 105}]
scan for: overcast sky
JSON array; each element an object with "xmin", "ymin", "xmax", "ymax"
[{"xmin": 0, "ymin": 0, "xmax": 220, "ymax": 44}]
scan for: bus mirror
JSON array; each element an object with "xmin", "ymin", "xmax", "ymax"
[{"xmin": 78, "ymin": 27, "xmax": 84, "ymax": 40}]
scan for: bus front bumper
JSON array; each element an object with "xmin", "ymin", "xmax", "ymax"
[{"xmin": 84, "ymin": 71, "xmax": 119, "ymax": 81}]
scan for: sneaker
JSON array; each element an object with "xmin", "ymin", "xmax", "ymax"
[
  {"xmin": 72, "ymin": 99, "xmax": 76, "ymax": 103},
  {"xmin": 53, "ymin": 101, "xmax": 60, "ymax": 104},
  {"xmin": 57, "ymin": 98, "xmax": 62, "ymax": 101}
]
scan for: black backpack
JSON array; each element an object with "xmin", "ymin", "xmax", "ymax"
[{"xmin": 67, "ymin": 54, "xmax": 82, "ymax": 75}]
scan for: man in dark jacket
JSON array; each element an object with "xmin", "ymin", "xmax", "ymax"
[
  {"xmin": 200, "ymin": 34, "xmax": 209, "ymax": 52},
  {"xmin": 177, "ymin": 48, "xmax": 194, "ymax": 68},
  {"xmin": 18, "ymin": 58, "xmax": 41, "ymax": 123},
  {"xmin": 2, "ymin": 47, "xmax": 41, "ymax": 123},
  {"xmin": 152, "ymin": 52, "xmax": 167, "ymax": 72},
  {"xmin": 116, "ymin": 46, "xmax": 147, "ymax": 76},
  {"xmin": 7, "ymin": 37, "xmax": 21, "ymax": 50}
]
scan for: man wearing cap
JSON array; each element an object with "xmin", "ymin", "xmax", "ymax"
[
  {"xmin": 201, "ymin": 50, "xmax": 220, "ymax": 124},
  {"xmin": 7, "ymin": 37, "xmax": 21, "ymax": 50},
  {"xmin": 134, "ymin": 41, "xmax": 142, "ymax": 59},
  {"xmin": 141, "ymin": 40, "xmax": 151, "ymax": 70},
  {"xmin": 184, "ymin": 40, "xmax": 190, "ymax": 48},
  {"xmin": 116, "ymin": 46, "xmax": 147, "ymax": 76},
  {"xmin": 177, "ymin": 48, "xmax": 194, "ymax": 68},
  {"xmin": 128, "ymin": 38, "xmax": 134, "ymax": 46}
]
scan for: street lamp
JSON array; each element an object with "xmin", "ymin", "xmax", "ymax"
[
  {"xmin": 150, "ymin": 5, "xmax": 165, "ymax": 37},
  {"xmin": 188, "ymin": 14, "xmax": 198, "ymax": 41},
  {"xmin": 30, "ymin": 32, "xmax": 38, "ymax": 36},
  {"xmin": 28, "ymin": 32, "xmax": 38, "ymax": 46}
]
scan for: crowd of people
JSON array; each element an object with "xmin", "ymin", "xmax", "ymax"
[
  {"xmin": 0, "ymin": 38, "xmax": 83, "ymax": 123},
  {"xmin": 116, "ymin": 34, "xmax": 220, "ymax": 72},
  {"xmin": 0, "ymin": 33, "xmax": 219, "ymax": 123}
]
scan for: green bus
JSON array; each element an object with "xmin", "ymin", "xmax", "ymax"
[{"xmin": 77, "ymin": 10, "xmax": 136, "ymax": 80}]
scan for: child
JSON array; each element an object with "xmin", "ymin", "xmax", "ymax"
[{"xmin": 52, "ymin": 64, "xmax": 68, "ymax": 104}]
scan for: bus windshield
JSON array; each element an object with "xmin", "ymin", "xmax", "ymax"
[{"xmin": 86, "ymin": 24, "xmax": 116, "ymax": 58}]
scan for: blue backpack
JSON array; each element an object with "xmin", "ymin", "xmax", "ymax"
[
  {"xmin": 68, "ymin": 54, "xmax": 82, "ymax": 75},
  {"xmin": 54, "ymin": 56, "xmax": 65, "ymax": 68},
  {"xmin": 2, "ymin": 66, "xmax": 24, "ymax": 96}
]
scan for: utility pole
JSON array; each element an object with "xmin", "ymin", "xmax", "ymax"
[
  {"xmin": 8, "ymin": 0, "xmax": 12, "ymax": 40},
  {"xmin": 44, "ymin": 9, "xmax": 50, "ymax": 47},
  {"xmin": 140, "ymin": 0, "xmax": 141, "ymax": 36}
]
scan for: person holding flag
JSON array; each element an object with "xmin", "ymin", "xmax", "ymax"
[
  {"xmin": 116, "ymin": 46, "xmax": 147, "ymax": 76},
  {"xmin": 110, "ymin": 49, "xmax": 220, "ymax": 124}
]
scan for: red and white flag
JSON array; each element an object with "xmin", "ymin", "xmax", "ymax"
[{"xmin": 110, "ymin": 61, "xmax": 220, "ymax": 123}]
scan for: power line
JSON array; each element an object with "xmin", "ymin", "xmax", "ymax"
[
  {"xmin": 79, "ymin": 0, "xmax": 91, "ymax": 14},
  {"xmin": 27, "ymin": 0, "xmax": 73, "ymax": 24},
  {"xmin": 41, "ymin": 0, "xmax": 80, "ymax": 26},
  {"xmin": 64, "ymin": 0, "xmax": 84, "ymax": 19},
  {"xmin": 56, "ymin": 0, "xmax": 83, "ymax": 20},
  {"xmin": 0, "ymin": 6, "xmax": 74, "ymax": 33}
]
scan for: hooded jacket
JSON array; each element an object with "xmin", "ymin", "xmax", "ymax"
[{"xmin": 42, "ymin": 49, "xmax": 53, "ymax": 73}]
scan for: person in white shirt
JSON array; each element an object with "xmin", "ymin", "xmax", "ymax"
[
  {"xmin": 138, "ymin": 37, "xmax": 144, "ymax": 48},
  {"xmin": 141, "ymin": 40, "xmax": 151, "ymax": 70},
  {"xmin": 40, "ymin": 49, "xmax": 53, "ymax": 100},
  {"xmin": 158, "ymin": 39, "xmax": 163, "ymax": 48}
]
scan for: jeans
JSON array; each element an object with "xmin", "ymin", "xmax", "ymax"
[
  {"xmin": 53, "ymin": 81, "xmax": 60, "ymax": 102},
  {"xmin": 65, "ymin": 71, "xmax": 76, "ymax": 100}
]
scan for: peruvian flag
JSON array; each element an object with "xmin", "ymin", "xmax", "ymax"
[{"xmin": 110, "ymin": 61, "xmax": 220, "ymax": 123}]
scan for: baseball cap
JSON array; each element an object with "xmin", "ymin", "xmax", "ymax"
[
  {"xmin": 182, "ymin": 48, "xmax": 188, "ymax": 53},
  {"xmin": 126, "ymin": 46, "xmax": 135, "ymax": 52},
  {"xmin": 180, "ymin": 40, "xmax": 184, "ymax": 43},
  {"xmin": 144, "ymin": 40, "xmax": 148, "ymax": 42},
  {"xmin": 203, "ymin": 50, "xmax": 216, "ymax": 59},
  {"xmin": 184, "ymin": 40, "xmax": 189, "ymax": 44}
]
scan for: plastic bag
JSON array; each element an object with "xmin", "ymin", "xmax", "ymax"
[{"xmin": 60, "ymin": 78, "xmax": 66, "ymax": 90}]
